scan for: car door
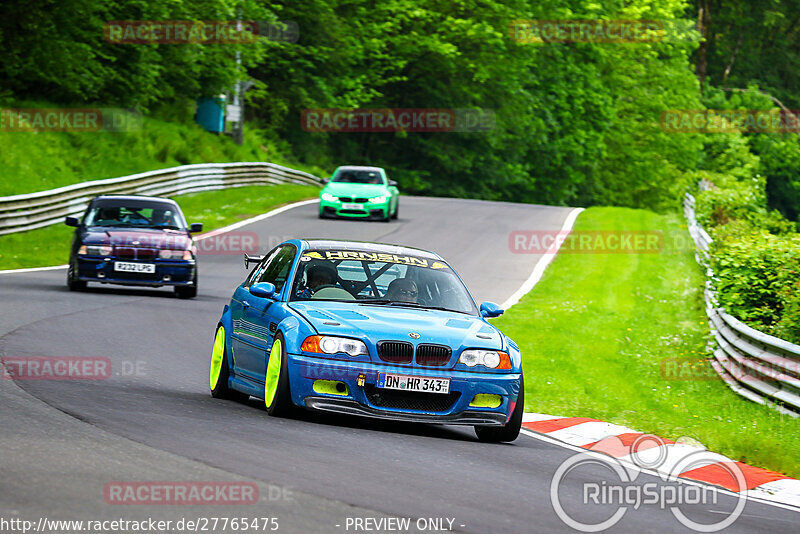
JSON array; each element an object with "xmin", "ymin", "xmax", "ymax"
[
  {"xmin": 230, "ymin": 248, "xmax": 277, "ymax": 383},
  {"xmin": 236, "ymin": 244, "xmax": 298, "ymax": 383}
]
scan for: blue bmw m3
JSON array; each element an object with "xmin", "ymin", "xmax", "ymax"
[{"xmin": 209, "ymin": 239, "xmax": 524, "ymax": 442}]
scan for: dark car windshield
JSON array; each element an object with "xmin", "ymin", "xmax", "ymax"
[
  {"xmin": 332, "ymin": 170, "xmax": 384, "ymax": 184},
  {"xmin": 290, "ymin": 249, "xmax": 478, "ymax": 315},
  {"xmin": 84, "ymin": 200, "xmax": 188, "ymax": 229}
]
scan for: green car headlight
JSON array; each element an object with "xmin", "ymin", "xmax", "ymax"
[
  {"xmin": 321, "ymin": 193, "xmax": 338, "ymax": 202},
  {"xmin": 368, "ymin": 195, "xmax": 388, "ymax": 204}
]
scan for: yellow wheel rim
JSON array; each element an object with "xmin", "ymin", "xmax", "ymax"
[
  {"xmin": 210, "ymin": 326, "xmax": 225, "ymax": 390},
  {"xmin": 265, "ymin": 338, "xmax": 282, "ymax": 407}
]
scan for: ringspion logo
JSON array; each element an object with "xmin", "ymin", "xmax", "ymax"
[{"xmin": 551, "ymin": 435, "xmax": 746, "ymax": 531}]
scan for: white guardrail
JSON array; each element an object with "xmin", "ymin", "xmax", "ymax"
[
  {"xmin": 0, "ymin": 162, "xmax": 322, "ymax": 236},
  {"xmin": 684, "ymin": 193, "xmax": 800, "ymax": 416}
]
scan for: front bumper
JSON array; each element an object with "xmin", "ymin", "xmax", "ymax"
[
  {"xmin": 75, "ymin": 256, "xmax": 196, "ymax": 287},
  {"xmin": 289, "ymin": 353, "xmax": 520, "ymax": 426},
  {"xmin": 319, "ymin": 199, "xmax": 388, "ymax": 219},
  {"xmin": 305, "ymin": 397, "xmax": 508, "ymax": 425}
]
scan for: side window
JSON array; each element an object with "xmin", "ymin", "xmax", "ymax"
[
  {"xmin": 256, "ymin": 245, "xmax": 297, "ymax": 293},
  {"xmin": 245, "ymin": 248, "xmax": 279, "ymax": 287}
]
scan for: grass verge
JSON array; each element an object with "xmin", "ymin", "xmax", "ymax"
[
  {"xmin": 0, "ymin": 100, "xmax": 326, "ymax": 197},
  {"xmin": 494, "ymin": 206, "xmax": 800, "ymax": 478},
  {"xmin": 0, "ymin": 184, "xmax": 319, "ymax": 270}
]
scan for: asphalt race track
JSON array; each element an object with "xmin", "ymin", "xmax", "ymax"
[{"xmin": 1, "ymin": 197, "xmax": 798, "ymax": 533}]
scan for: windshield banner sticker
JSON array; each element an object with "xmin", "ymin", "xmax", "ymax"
[{"xmin": 303, "ymin": 250, "xmax": 446, "ymax": 269}]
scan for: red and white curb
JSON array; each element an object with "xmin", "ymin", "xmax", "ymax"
[{"xmin": 521, "ymin": 413, "xmax": 800, "ymax": 510}]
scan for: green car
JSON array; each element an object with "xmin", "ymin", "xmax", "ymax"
[{"xmin": 319, "ymin": 166, "xmax": 399, "ymax": 221}]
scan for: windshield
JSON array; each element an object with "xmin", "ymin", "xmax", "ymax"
[
  {"xmin": 331, "ymin": 169, "xmax": 384, "ymax": 184},
  {"xmin": 84, "ymin": 201, "xmax": 187, "ymax": 229},
  {"xmin": 290, "ymin": 249, "xmax": 478, "ymax": 315}
]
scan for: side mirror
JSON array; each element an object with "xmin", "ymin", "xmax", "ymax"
[
  {"xmin": 65, "ymin": 216, "xmax": 79, "ymax": 227},
  {"xmin": 480, "ymin": 301, "xmax": 504, "ymax": 318},
  {"xmin": 388, "ymin": 180, "xmax": 398, "ymax": 187},
  {"xmin": 322, "ymin": 178, "xmax": 329, "ymax": 184},
  {"xmin": 189, "ymin": 223, "xmax": 203, "ymax": 233},
  {"xmin": 249, "ymin": 282, "xmax": 276, "ymax": 299}
]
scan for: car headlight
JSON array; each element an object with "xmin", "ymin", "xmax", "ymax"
[
  {"xmin": 78, "ymin": 245, "xmax": 113, "ymax": 256},
  {"xmin": 459, "ymin": 349, "xmax": 511, "ymax": 369},
  {"xmin": 301, "ymin": 335, "xmax": 368, "ymax": 357},
  {"xmin": 159, "ymin": 249, "xmax": 193, "ymax": 260},
  {"xmin": 368, "ymin": 195, "xmax": 388, "ymax": 203},
  {"xmin": 321, "ymin": 193, "xmax": 338, "ymax": 202}
]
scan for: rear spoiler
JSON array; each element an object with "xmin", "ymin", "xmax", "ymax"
[{"xmin": 244, "ymin": 253, "xmax": 264, "ymax": 269}]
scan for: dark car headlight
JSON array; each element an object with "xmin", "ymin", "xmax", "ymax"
[
  {"xmin": 78, "ymin": 245, "xmax": 112, "ymax": 256},
  {"xmin": 159, "ymin": 249, "xmax": 193, "ymax": 260}
]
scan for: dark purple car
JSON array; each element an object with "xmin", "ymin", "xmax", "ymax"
[{"xmin": 65, "ymin": 195, "xmax": 202, "ymax": 298}]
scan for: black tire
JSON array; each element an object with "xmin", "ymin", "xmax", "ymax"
[
  {"xmin": 391, "ymin": 201, "xmax": 399, "ymax": 220},
  {"xmin": 175, "ymin": 270, "xmax": 198, "ymax": 299},
  {"xmin": 264, "ymin": 332, "xmax": 294, "ymax": 417},
  {"xmin": 475, "ymin": 375, "xmax": 524, "ymax": 443},
  {"xmin": 210, "ymin": 325, "xmax": 249, "ymax": 402},
  {"xmin": 67, "ymin": 262, "xmax": 86, "ymax": 291}
]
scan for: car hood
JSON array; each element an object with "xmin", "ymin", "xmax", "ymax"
[
  {"xmin": 322, "ymin": 182, "xmax": 389, "ymax": 198},
  {"xmin": 81, "ymin": 227, "xmax": 192, "ymax": 250},
  {"xmin": 290, "ymin": 301, "xmax": 503, "ymax": 354}
]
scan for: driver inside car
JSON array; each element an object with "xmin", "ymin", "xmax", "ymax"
[
  {"xmin": 297, "ymin": 263, "xmax": 338, "ymax": 299},
  {"xmin": 95, "ymin": 206, "xmax": 120, "ymax": 224},
  {"xmin": 385, "ymin": 278, "xmax": 418, "ymax": 304}
]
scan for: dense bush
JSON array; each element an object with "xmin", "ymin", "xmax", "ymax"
[
  {"xmin": 692, "ymin": 101, "xmax": 800, "ymax": 343},
  {"xmin": 710, "ymin": 231, "xmax": 800, "ymax": 342}
]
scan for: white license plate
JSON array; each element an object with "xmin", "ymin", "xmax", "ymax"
[
  {"xmin": 377, "ymin": 373, "xmax": 450, "ymax": 394},
  {"xmin": 341, "ymin": 203, "xmax": 363, "ymax": 210},
  {"xmin": 114, "ymin": 262, "xmax": 156, "ymax": 273}
]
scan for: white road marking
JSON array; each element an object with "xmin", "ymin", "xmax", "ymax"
[{"xmin": 500, "ymin": 207, "xmax": 584, "ymax": 310}]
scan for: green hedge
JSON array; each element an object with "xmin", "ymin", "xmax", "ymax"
[
  {"xmin": 710, "ymin": 230, "xmax": 800, "ymax": 342},
  {"xmin": 693, "ymin": 134, "xmax": 800, "ymax": 343}
]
